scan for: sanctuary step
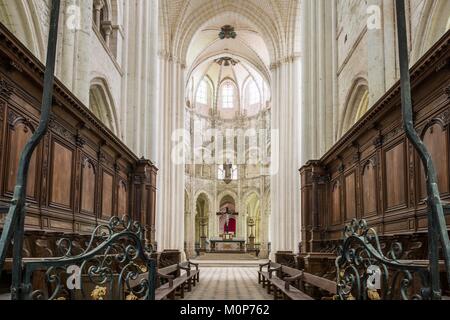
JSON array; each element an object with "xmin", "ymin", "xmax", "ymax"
[
  {"xmin": 195, "ymin": 253, "xmax": 259, "ymax": 261},
  {"xmin": 0, "ymin": 293, "xmax": 10, "ymax": 300},
  {"xmin": 191, "ymin": 253, "xmax": 268, "ymax": 268}
]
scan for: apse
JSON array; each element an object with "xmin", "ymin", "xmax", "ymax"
[{"xmin": 183, "ymin": 11, "xmax": 272, "ymax": 259}]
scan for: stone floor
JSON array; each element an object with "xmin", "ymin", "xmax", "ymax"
[{"xmin": 183, "ymin": 267, "xmax": 273, "ymax": 300}]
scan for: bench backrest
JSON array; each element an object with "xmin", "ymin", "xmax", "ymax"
[
  {"xmin": 281, "ymin": 265, "xmax": 302, "ymax": 277},
  {"xmin": 269, "ymin": 262, "xmax": 282, "ymax": 269},
  {"xmin": 302, "ymin": 272, "xmax": 337, "ymax": 294},
  {"xmin": 159, "ymin": 264, "xmax": 179, "ymax": 275}
]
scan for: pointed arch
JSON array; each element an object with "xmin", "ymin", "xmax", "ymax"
[
  {"xmin": 0, "ymin": 0, "xmax": 46, "ymax": 60},
  {"xmin": 339, "ymin": 77, "xmax": 369, "ymax": 138},
  {"xmin": 195, "ymin": 75, "xmax": 214, "ymax": 107},
  {"xmin": 89, "ymin": 77, "xmax": 120, "ymax": 135},
  {"xmin": 411, "ymin": 0, "xmax": 450, "ymax": 63}
]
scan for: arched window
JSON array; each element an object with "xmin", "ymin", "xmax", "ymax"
[
  {"xmin": 248, "ymin": 81, "xmax": 260, "ymax": 105},
  {"xmin": 222, "ymin": 83, "xmax": 234, "ymax": 109},
  {"xmin": 197, "ymin": 80, "xmax": 208, "ymax": 105}
]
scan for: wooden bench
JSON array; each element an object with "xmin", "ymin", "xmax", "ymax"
[
  {"xmin": 299, "ymin": 272, "xmax": 337, "ymax": 299},
  {"xmin": 258, "ymin": 261, "xmax": 336, "ymax": 300},
  {"xmin": 143, "ymin": 261, "xmax": 200, "ymax": 300},
  {"xmin": 258, "ymin": 261, "xmax": 279, "ymax": 288},
  {"xmin": 258, "ymin": 261, "xmax": 312, "ymax": 300}
]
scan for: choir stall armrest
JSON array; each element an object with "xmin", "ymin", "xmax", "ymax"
[
  {"xmin": 268, "ymin": 266, "xmax": 282, "ymax": 279},
  {"xmin": 283, "ymin": 273, "xmax": 304, "ymax": 291},
  {"xmin": 179, "ymin": 264, "xmax": 191, "ymax": 277},
  {"xmin": 158, "ymin": 273, "xmax": 175, "ymax": 288},
  {"xmin": 259, "ymin": 261, "xmax": 271, "ymax": 272},
  {"xmin": 188, "ymin": 260, "xmax": 199, "ymax": 271}
]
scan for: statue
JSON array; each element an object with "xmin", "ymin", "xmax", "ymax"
[{"xmin": 217, "ymin": 206, "xmax": 238, "ymax": 237}]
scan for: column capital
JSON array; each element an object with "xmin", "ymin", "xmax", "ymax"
[
  {"xmin": 270, "ymin": 54, "xmax": 301, "ymax": 69},
  {"xmin": 93, "ymin": 0, "xmax": 105, "ymax": 10}
]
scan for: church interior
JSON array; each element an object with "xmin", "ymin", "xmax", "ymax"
[{"xmin": 0, "ymin": 0, "xmax": 449, "ymax": 302}]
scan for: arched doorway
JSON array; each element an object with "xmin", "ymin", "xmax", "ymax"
[
  {"xmin": 244, "ymin": 193, "xmax": 261, "ymax": 250},
  {"xmin": 195, "ymin": 193, "xmax": 210, "ymax": 250}
]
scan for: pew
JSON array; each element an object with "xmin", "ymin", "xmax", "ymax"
[
  {"xmin": 298, "ymin": 272, "xmax": 337, "ymax": 299},
  {"xmin": 258, "ymin": 261, "xmax": 312, "ymax": 300},
  {"xmin": 258, "ymin": 261, "xmax": 336, "ymax": 300},
  {"xmin": 128, "ymin": 260, "xmax": 200, "ymax": 300},
  {"xmin": 155, "ymin": 261, "xmax": 200, "ymax": 300}
]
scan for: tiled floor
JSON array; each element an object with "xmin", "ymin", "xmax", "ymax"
[{"xmin": 183, "ymin": 267, "xmax": 273, "ymax": 300}]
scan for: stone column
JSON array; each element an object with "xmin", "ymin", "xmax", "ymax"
[
  {"xmin": 101, "ymin": 21, "xmax": 113, "ymax": 47},
  {"xmin": 367, "ymin": 0, "xmax": 387, "ymax": 106},
  {"xmin": 300, "ymin": 0, "xmax": 335, "ymax": 158},
  {"xmin": 155, "ymin": 52, "xmax": 186, "ymax": 258},
  {"xmin": 72, "ymin": 0, "xmax": 93, "ymax": 105},
  {"xmin": 147, "ymin": 0, "xmax": 160, "ymax": 160},
  {"xmin": 58, "ymin": 0, "xmax": 74, "ymax": 88},
  {"xmin": 122, "ymin": 0, "xmax": 158, "ymax": 159},
  {"xmin": 93, "ymin": 0, "xmax": 104, "ymax": 29},
  {"xmin": 269, "ymin": 56, "xmax": 302, "ymax": 259}
]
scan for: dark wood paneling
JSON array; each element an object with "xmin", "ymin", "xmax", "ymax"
[
  {"xmin": 344, "ymin": 172, "xmax": 356, "ymax": 221},
  {"xmin": 420, "ymin": 123, "xmax": 449, "ymax": 198},
  {"xmin": 0, "ymin": 22, "xmax": 158, "ymax": 244},
  {"xmin": 6, "ymin": 116, "xmax": 37, "ymax": 197},
  {"xmin": 81, "ymin": 158, "xmax": 96, "ymax": 214},
  {"xmin": 384, "ymin": 141, "xmax": 407, "ymax": 210},
  {"xmin": 331, "ymin": 181, "xmax": 341, "ymax": 225},
  {"xmin": 361, "ymin": 159, "xmax": 377, "ymax": 217},
  {"xmin": 50, "ymin": 141, "xmax": 73, "ymax": 207},
  {"xmin": 117, "ymin": 179, "xmax": 128, "ymax": 216},
  {"xmin": 300, "ymin": 30, "xmax": 450, "ymax": 249},
  {"xmin": 101, "ymin": 171, "xmax": 113, "ymax": 219}
]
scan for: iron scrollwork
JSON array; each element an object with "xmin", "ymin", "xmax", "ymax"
[
  {"xmin": 20, "ymin": 216, "xmax": 156, "ymax": 300},
  {"xmin": 336, "ymin": 219, "xmax": 432, "ymax": 300}
]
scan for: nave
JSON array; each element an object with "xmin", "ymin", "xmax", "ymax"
[
  {"xmin": 0, "ymin": 0, "xmax": 449, "ymax": 303},
  {"xmin": 183, "ymin": 267, "xmax": 272, "ymax": 301}
]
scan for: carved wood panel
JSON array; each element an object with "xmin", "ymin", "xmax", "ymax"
[
  {"xmin": 6, "ymin": 115, "xmax": 37, "ymax": 197},
  {"xmin": 331, "ymin": 180, "xmax": 341, "ymax": 225},
  {"xmin": 384, "ymin": 142, "xmax": 407, "ymax": 210},
  {"xmin": 361, "ymin": 159, "xmax": 377, "ymax": 217},
  {"xmin": 344, "ymin": 172, "xmax": 356, "ymax": 221},
  {"xmin": 420, "ymin": 123, "xmax": 449, "ymax": 198},
  {"xmin": 117, "ymin": 179, "xmax": 128, "ymax": 216},
  {"xmin": 101, "ymin": 171, "xmax": 113, "ymax": 219},
  {"xmin": 50, "ymin": 141, "xmax": 73, "ymax": 208},
  {"xmin": 80, "ymin": 158, "xmax": 96, "ymax": 214}
]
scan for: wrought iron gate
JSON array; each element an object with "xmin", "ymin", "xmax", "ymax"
[{"xmin": 20, "ymin": 216, "xmax": 156, "ymax": 300}]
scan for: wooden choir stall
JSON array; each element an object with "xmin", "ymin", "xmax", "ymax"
[
  {"xmin": 0, "ymin": 22, "xmax": 158, "ymax": 285},
  {"xmin": 294, "ymin": 30, "xmax": 450, "ymax": 295}
]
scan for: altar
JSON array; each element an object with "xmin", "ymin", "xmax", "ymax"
[{"xmin": 209, "ymin": 238, "xmax": 246, "ymax": 252}]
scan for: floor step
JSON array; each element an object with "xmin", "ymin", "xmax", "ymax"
[
  {"xmin": 0, "ymin": 293, "xmax": 10, "ymax": 300},
  {"xmin": 190, "ymin": 259, "xmax": 268, "ymax": 268}
]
